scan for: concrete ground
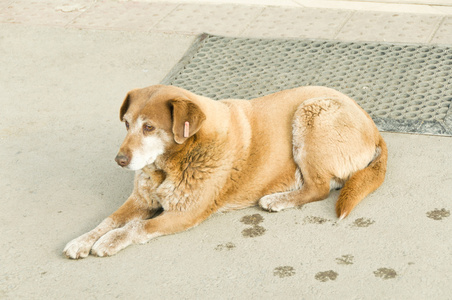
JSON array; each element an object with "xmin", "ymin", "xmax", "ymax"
[{"xmin": 1, "ymin": 0, "xmax": 451, "ymax": 299}]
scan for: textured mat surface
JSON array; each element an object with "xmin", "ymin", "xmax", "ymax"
[{"xmin": 162, "ymin": 34, "xmax": 452, "ymax": 136}]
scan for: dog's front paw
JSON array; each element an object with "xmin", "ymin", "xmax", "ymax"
[
  {"xmin": 63, "ymin": 233, "xmax": 96, "ymax": 259},
  {"xmin": 259, "ymin": 193, "xmax": 292, "ymax": 212},
  {"xmin": 91, "ymin": 228, "xmax": 131, "ymax": 257}
]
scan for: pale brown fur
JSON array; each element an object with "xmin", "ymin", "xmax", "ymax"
[{"xmin": 63, "ymin": 85, "xmax": 387, "ymax": 258}]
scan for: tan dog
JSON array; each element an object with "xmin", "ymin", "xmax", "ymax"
[{"xmin": 64, "ymin": 85, "xmax": 387, "ymax": 259}]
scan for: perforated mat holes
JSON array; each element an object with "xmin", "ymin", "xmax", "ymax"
[{"xmin": 164, "ymin": 35, "xmax": 452, "ymax": 135}]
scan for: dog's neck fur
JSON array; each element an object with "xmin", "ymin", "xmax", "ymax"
[{"xmin": 151, "ymin": 98, "xmax": 232, "ymax": 172}]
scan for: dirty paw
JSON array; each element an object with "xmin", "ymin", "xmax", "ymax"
[
  {"xmin": 259, "ymin": 194, "xmax": 292, "ymax": 212},
  {"xmin": 91, "ymin": 228, "xmax": 131, "ymax": 257}
]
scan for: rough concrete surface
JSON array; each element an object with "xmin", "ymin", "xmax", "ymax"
[{"xmin": 1, "ymin": 1, "xmax": 452, "ymax": 299}]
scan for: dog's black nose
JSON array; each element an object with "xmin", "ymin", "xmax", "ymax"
[{"xmin": 115, "ymin": 154, "xmax": 130, "ymax": 167}]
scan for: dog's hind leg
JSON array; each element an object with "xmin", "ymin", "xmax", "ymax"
[{"xmin": 259, "ymin": 172, "xmax": 331, "ymax": 212}]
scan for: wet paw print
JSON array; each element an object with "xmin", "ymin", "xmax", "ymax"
[
  {"xmin": 350, "ymin": 217, "xmax": 375, "ymax": 228},
  {"xmin": 241, "ymin": 214, "xmax": 264, "ymax": 225},
  {"xmin": 336, "ymin": 254, "xmax": 354, "ymax": 265},
  {"xmin": 273, "ymin": 266, "xmax": 295, "ymax": 278},
  {"xmin": 240, "ymin": 214, "xmax": 266, "ymax": 238},
  {"xmin": 215, "ymin": 242, "xmax": 236, "ymax": 251},
  {"xmin": 426, "ymin": 208, "xmax": 450, "ymax": 220},
  {"xmin": 302, "ymin": 216, "xmax": 331, "ymax": 225},
  {"xmin": 374, "ymin": 268, "xmax": 397, "ymax": 280},
  {"xmin": 315, "ymin": 270, "xmax": 338, "ymax": 282}
]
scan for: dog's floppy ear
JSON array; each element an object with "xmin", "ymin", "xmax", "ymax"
[
  {"xmin": 119, "ymin": 92, "xmax": 131, "ymax": 121},
  {"xmin": 170, "ymin": 98, "xmax": 206, "ymax": 144}
]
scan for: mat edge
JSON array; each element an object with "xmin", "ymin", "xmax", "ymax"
[
  {"xmin": 161, "ymin": 33, "xmax": 452, "ymax": 137},
  {"xmin": 161, "ymin": 33, "xmax": 211, "ymax": 85}
]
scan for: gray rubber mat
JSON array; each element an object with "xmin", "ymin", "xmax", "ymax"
[{"xmin": 162, "ymin": 34, "xmax": 452, "ymax": 136}]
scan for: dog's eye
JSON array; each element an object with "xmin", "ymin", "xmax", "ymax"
[
  {"xmin": 125, "ymin": 121, "xmax": 130, "ymax": 130},
  {"xmin": 143, "ymin": 124, "xmax": 155, "ymax": 133}
]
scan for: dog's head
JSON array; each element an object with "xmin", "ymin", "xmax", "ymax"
[{"xmin": 115, "ymin": 85, "xmax": 206, "ymax": 170}]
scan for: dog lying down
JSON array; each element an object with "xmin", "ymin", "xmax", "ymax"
[{"xmin": 64, "ymin": 85, "xmax": 387, "ymax": 259}]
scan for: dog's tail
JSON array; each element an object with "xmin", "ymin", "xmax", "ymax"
[{"xmin": 335, "ymin": 135, "xmax": 388, "ymax": 220}]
